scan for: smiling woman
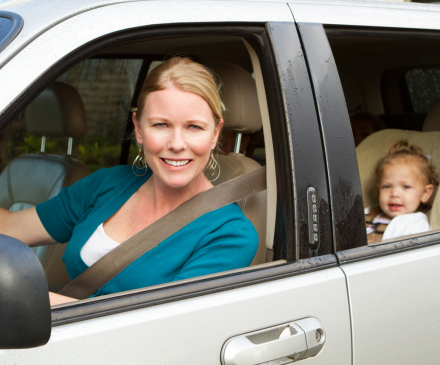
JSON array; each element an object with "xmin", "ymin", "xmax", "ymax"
[{"xmin": 0, "ymin": 57, "xmax": 258, "ymax": 305}]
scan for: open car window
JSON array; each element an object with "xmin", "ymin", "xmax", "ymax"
[
  {"xmin": 0, "ymin": 31, "xmax": 285, "ymax": 303},
  {"xmin": 326, "ymin": 27, "xmax": 440, "ymax": 246}
]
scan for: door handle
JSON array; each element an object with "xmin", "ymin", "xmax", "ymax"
[{"xmin": 221, "ymin": 318, "xmax": 325, "ymax": 365}]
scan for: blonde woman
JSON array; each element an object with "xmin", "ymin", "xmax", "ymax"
[{"xmin": 0, "ymin": 57, "xmax": 258, "ymax": 305}]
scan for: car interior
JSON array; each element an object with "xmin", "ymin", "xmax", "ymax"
[
  {"xmin": 327, "ymin": 28, "xmax": 440, "ymax": 244},
  {"xmin": 0, "ymin": 35, "xmax": 282, "ymax": 294}
]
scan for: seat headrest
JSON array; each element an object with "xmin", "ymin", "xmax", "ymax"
[
  {"xmin": 356, "ymin": 129, "xmax": 440, "ymax": 228},
  {"xmin": 422, "ymin": 99, "xmax": 440, "ymax": 132},
  {"xmin": 25, "ymin": 82, "xmax": 87, "ymax": 138},
  {"xmin": 207, "ymin": 62, "xmax": 262, "ymax": 133}
]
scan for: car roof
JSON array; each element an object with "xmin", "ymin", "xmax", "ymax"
[{"xmin": 0, "ymin": 0, "xmax": 439, "ymax": 67}]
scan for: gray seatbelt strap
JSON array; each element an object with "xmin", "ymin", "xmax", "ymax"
[{"xmin": 58, "ymin": 166, "xmax": 267, "ymax": 300}]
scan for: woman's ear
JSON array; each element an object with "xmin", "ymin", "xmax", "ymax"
[
  {"xmin": 132, "ymin": 112, "xmax": 143, "ymax": 145},
  {"xmin": 212, "ymin": 119, "xmax": 224, "ymax": 149},
  {"xmin": 421, "ymin": 184, "xmax": 435, "ymax": 203}
]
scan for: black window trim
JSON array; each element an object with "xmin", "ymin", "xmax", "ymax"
[{"xmin": 298, "ymin": 22, "xmax": 366, "ymax": 253}]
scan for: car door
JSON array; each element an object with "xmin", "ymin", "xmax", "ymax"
[
  {"xmin": 0, "ymin": 1, "xmax": 352, "ymax": 364},
  {"xmin": 291, "ymin": 2, "xmax": 440, "ymax": 364}
]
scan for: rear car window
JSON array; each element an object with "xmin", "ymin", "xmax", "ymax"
[{"xmin": 406, "ymin": 68, "xmax": 440, "ymax": 114}]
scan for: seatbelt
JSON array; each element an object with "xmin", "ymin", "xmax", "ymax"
[{"xmin": 58, "ymin": 166, "xmax": 267, "ymax": 300}]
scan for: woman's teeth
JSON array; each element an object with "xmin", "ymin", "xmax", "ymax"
[{"xmin": 164, "ymin": 159, "xmax": 190, "ymax": 167}]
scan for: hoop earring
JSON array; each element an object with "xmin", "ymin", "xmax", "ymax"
[
  {"xmin": 204, "ymin": 151, "xmax": 220, "ymax": 182},
  {"xmin": 132, "ymin": 148, "xmax": 148, "ymax": 177}
]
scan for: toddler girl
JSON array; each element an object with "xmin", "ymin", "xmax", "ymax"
[{"xmin": 366, "ymin": 140, "xmax": 438, "ymax": 242}]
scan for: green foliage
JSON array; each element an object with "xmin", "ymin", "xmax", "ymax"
[{"xmin": 77, "ymin": 142, "xmax": 120, "ymax": 166}]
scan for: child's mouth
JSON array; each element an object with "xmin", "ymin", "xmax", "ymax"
[{"xmin": 388, "ymin": 203, "xmax": 403, "ymax": 211}]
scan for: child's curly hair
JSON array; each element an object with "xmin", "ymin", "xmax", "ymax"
[{"xmin": 373, "ymin": 140, "xmax": 438, "ymax": 203}]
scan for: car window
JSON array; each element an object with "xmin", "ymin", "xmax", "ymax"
[
  {"xmin": 0, "ymin": 32, "xmax": 290, "ymax": 303},
  {"xmin": 326, "ymin": 28, "xmax": 440, "ymax": 246}
]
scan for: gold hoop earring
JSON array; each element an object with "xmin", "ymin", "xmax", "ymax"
[
  {"xmin": 132, "ymin": 148, "xmax": 148, "ymax": 177},
  {"xmin": 204, "ymin": 151, "xmax": 220, "ymax": 182}
]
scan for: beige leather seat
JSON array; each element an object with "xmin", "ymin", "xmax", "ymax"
[
  {"xmin": 356, "ymin": 129, "xmax": 440, "ymax": 230},
  {"xmin": 0, "ymin": 82, "xmax": 90, "ymax": 290},
  {"xmin": 207, "ymin": 62, "xmax": 267, "ymax": 265},
  {"xmin": 422, "ymin": 99, "xmax": 440, "ymax": 132}
]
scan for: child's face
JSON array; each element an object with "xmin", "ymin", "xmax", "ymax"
[{"xmin": 379, "ymin": 161, "xmax": 434, "ymax": 218}]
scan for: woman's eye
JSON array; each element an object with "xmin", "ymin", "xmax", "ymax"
[
  {"xmin": 189, "ymin": 125, "xmax": 202, "ymax": 130},
  {"xmin": 154, "ymin": 123, "xmax": 167, "ymax": 128}
]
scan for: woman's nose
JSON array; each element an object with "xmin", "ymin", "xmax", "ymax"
[{"xmin": 168, "ymin": 129, "xmax": 186, "ymax": 151}]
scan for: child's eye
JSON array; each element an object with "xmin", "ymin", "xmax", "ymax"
[
  {"xmin": 403, "ymin": 185, "xmax": 411, "ymax": 189},
  {"xmin": 381, "ymin": 184, "xmax": 391, "ymax": 189}
]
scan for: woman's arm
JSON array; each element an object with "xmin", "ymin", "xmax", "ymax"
[
  {"xmin": 0, "ymin": 206, "xmax": 57, "ymax": 247},
  {"xmin": 49, "ymin": 292, "xmax": 78, "ymax": 306}
]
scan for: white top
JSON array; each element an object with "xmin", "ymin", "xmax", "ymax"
[
  {"xmin": 80, "ymin": 223, "xmax": 120, "ymax": 267},
  {"xmin": 382, "ymin": 212, "xmax": 430, "ymax": 241}
]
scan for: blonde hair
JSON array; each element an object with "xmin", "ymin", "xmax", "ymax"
[
  {"xmin": 134, "ymin": 57, "xmax": 223, "ymax": 128},
  {"xmin": 373, "ymin": 140, "xmax": 438, "ymax": 203}
]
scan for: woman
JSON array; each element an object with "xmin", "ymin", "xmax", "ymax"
[{"xmin": 0, "ymin": 57, "xmax": 258, "ymax": 305}]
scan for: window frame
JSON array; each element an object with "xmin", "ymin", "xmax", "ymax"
[{"xmin": 0, "ymin": 21, "xmax": 338, "ymax": 325}]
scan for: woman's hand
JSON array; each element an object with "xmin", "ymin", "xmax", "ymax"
[{"xmin": 49, "ymin": 292, "xmax": 78, "ymax": 306}]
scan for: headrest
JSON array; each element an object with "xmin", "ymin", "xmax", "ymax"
[
  {"xmin": 207, "ymin": 62, "xmax": 262, "ymax": 133},
  {"xmin": 25, "ymin": 82, "xmax": 87, "ymax": 138},
  {"xmin": 422, "ymin": 99, "xmax": 440, "ymax": 132},
  {"xmin": 356, "ymin": 129, "xmax": 440, "ymax": 228}
]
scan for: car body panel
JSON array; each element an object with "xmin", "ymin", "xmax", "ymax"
[
  {"xmin": 288, "ymin": 0, "xmax": 440, "ymax": 29},
  {"xmin": 0, "ymin": 268, "xmax": 352, "ymax": 365},
  {"xmin": 0, "ymin": 0, "xmax": 293, "ymax": 111},
  {"xmin": 341, "ymin": 244, "xmax": 440, "ymax": 365}
]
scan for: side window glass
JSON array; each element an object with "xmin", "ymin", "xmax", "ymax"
[
  {"xmin": 327, "ymin": 30, "xmax": 440, "ymax": 245},
  {"xmin": 3, "ymin": 58, "xmax": 142, "ymax": 173}
]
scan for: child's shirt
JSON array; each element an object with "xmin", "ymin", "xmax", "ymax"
[
  {"xmin": 382, "ymin": 212, "xmax": 430, "ymax": 240},
  {"xmin": 366, "ymin": 207, "xmax": 430, "ymax": 242}
]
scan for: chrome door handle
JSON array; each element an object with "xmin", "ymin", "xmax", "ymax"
[{"xmin": 221, "ymin": 318, "xmax": 325, "ymax": 365}]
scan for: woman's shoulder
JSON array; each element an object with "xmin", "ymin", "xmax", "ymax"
[{"xmin": 201, "ymin": 203, "xmax": 257, "ymax": 233}]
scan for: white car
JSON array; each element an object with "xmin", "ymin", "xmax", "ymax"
[{"xmin": 1, "ymin": 0, "xmax": 440, "ymax": 364}]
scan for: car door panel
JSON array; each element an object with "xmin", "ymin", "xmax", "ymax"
[
  {"xmin": 340, "ymin": 244, "xmax": 440, "ymax": 365},
  {"xmin": 0, "ymin": 268, "xmax": 351, "ymax": 365}
]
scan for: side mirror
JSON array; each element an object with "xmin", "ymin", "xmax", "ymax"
[{"xmin": 0, "ymin": 234, "xmax": 51, "ymax": 349}]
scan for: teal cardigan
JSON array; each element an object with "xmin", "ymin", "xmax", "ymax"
[{"xmin": 36, "ymin": 165, "xmax": 258, "ymax": 297}]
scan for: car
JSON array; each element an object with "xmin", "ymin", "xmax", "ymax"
[{"xmin": 1, "ymin": 0, "xmax": 440, "ymax": 364}]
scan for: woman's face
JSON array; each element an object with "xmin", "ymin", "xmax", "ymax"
[{"xmin": 133, "ymin": 87, "xmax": 222, "ymax": 190}]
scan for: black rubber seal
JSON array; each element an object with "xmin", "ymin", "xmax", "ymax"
[{"xmin": 337, "ymin": 231, "xmax": 440, "ymax": 265}]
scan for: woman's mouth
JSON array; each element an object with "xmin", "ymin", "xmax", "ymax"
[{"xmin": 162, "ymin": 159, "xmax": 191, "ymax": 167}]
